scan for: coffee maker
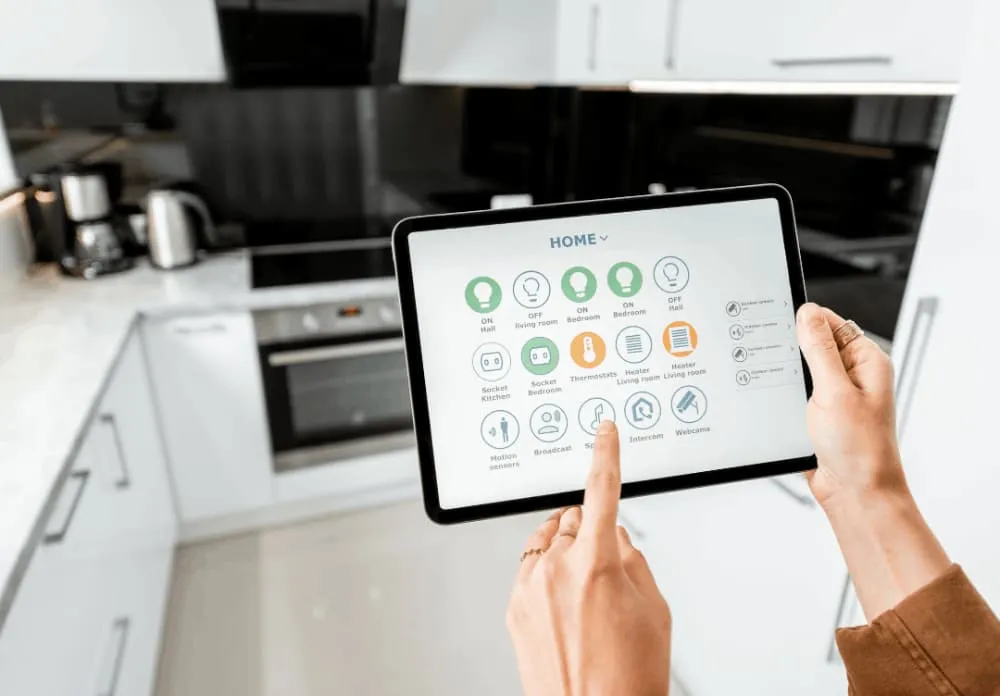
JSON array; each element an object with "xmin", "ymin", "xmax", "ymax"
[{"xmin": 47, "ymin": 164, "xmax": 133, "ymax": 279}]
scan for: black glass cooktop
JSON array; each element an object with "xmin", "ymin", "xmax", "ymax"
[
  {"xmin": 248, "ymin": 218, "xmax": 397, "ymax": 289},
  {"xmin": 251, "ymin": 243, "xmax": 394, "ymax": 289}
]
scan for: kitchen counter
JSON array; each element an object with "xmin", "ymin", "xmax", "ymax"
[{"xmin": 0, "ymin": 252, "xmax": 399, "ymax": 629}]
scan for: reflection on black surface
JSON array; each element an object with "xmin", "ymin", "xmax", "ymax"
[
  {"xmin": 251, "ymin": 244, "xmax": 394, "ymax": 289},
  {"xmin": 245, "ymin": 218, "xmax": 395, "ymax": 247}
]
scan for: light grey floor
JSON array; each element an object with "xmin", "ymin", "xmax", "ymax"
[{"xmin": 155, "ymin": 500, "xmax": 540, "ymax": 696}]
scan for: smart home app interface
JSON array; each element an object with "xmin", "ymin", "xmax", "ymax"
[{"xmin": 408, "ymin": 198, "xmax": 813, "ymax": 510}]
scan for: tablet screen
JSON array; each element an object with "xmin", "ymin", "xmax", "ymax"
[{"xmin": 406, "ymin": 196, "xmax": 812, "ymax": 511}]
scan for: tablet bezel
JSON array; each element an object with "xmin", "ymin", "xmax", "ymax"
[{"xmin": 393, "ymin": 184, "xmax": 816, "ymax": 524}]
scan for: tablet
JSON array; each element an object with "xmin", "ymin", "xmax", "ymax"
[{"xmin": 393, "ymin": 184, "xmax": 815, "ymax": 524}]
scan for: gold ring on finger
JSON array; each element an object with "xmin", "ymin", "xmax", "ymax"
[
  {"xmin": 832, "ymin": 320, "xmax": 864, "ymax": 351},
  {"xmin": 520, "ymin": 548, "xmax": 545, "ymax": 563}
]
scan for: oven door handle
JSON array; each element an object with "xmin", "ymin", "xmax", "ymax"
[{"xmin": 267, "ymin": 337, "xmax": 405, "ymax": 367}]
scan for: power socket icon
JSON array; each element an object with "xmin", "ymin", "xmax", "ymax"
[{"xmin": 529, "ymin": 347, "xmax": 552, "ymax": 366}]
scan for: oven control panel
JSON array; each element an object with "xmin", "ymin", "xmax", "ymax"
[{"xmin": 253, "ymin": 297, "xmax": 401, "ymax": 345}]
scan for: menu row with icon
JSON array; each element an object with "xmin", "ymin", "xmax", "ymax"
[
  {"xmin": 465, "ymin": 256, "xmax": 691, "ymax": 313},
  {"xmin": 479, "ymin": 385, "xmax": 709, "ymax": 450}
]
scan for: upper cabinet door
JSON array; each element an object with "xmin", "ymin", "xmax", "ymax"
[
  {"xmin": 0, "ymin": 0, "xmax": 226, "ymax": 81},
  {"xmin": 661, "ymin": 0, "xmax": 972, "ymax": 84},
  {"xmin": 556, "ymin": 0, "xmax": 644, "ymax": 84},
  {"xmin": 401, "ymin": 0, "xmax": 558, "ymax": 85},
  {"xmin": 554, "ymin": 0, "xmax": 601, "ymax": 83}
]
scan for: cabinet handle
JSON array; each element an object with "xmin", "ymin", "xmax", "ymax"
[
  {"xmin": 100, "ymin": 413, "xmax": 131, "ymax": 489},
  {"xmin": 895, "ymin": 297, "xmax": 939, "ymax": 439},
  {"xmin": 267, "ymin": 337, "xmax": 404, "ymax": 367},
  {"xmin": 172, "ymin": 323, "xmax": 228, "ymax": 336},
  {"xmin": 43, "ymin": 470, "xmax": 90, "ymax": 545},
  {"xmin": 665, "ymin": 0, "xmax": 681, "ymax": 70},
  {"xmin": 96, "ymin": 617, "xmax": 130, "ymax": 696},
  {"xmin": 772, "ymin": 56, "xmax": 893, "ymax": 69},
  {"xmin": 587, "ymin": 3, "xmax": 600, "ymax": 72}
]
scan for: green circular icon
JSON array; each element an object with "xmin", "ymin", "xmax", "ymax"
[
  {"xmin": 521, "ymin": 337, "xmax": 560, "ymax": 376},
  {"xmin": 561, "ymin": 266, "xmax": 597, "ymax": 303},
  {"xmin": 607, "ymin": 262, "xmax": 643, "ymax": 298},
  {"xmin": 465, "ymin": 276, "xmax": 502, "ymax": 313}
]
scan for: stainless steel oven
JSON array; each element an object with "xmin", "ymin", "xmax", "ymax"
[{"xmin": 254, "ymin": 297, "xmax": 414, "ymax": 473}]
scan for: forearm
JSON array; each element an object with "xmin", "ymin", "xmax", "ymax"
[{"xmin": 822, "ymin": 476, "xmax": 951, "ymax": 622}]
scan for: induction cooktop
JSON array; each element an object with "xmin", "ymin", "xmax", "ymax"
[{"xmin": 248, "ymin": 218, "xmax": 396, "ymax": 289}]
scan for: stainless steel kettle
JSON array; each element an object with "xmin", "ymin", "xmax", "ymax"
[{"xmin": 144, "ymin": 189, "xmax": 215, "ymax": 269}]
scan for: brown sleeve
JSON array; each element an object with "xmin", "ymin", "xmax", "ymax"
[{"xmin": 835, "ymin": 565, "xmax": 1000, "ymax": 696}]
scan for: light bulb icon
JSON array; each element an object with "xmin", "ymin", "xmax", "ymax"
[
  {"xmin": 522, "ymin": 276, "xmax": 540, "ymax": 300},
  {"xmin": 570, "ymin": 271, "xmax": 589, "ymax": 298},
  {"xmin": 663, "ymin": 263, "xmax": 680, "ymax": 288},
  {"xmin": 615, "ymin": 265, "xmax": 634, "ymax": 293},
  {"xmin": 474, "ymin": 281, "xmax": 493, "ymax": 309}
]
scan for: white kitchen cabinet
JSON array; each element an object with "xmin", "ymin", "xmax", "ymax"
[
  {"xmin": 556, "ymin": 0, "xmax": 646, "ymax": 84},
  {"xmin": 402, "ymin": 0, "xmax": 642, "ymax": 86},
  {"xmin": 0, "ymin": 441, "xmax": 107, "ymax": 694},
  {"xmin": 0, "ymin": 330, "xmax": 177, "ymax": 695},
  {"xmin": 73, "ymin": 331, "xmax": 178, "ymax": 556},
  {"xmin": 886, "ymin": 0, "xmax": 1000, "ymax": 613},
  {"xmin": 621, "ymin": 479, "xmax": 846, "ymax": 695},
  {"xmin": 87, "ymin": 550, "xmax": 175, "ymax": 696},
  {"xmin": 0, "ymin": 0, "xmax": 225, "ymax": 81},
  {"xmin": 403, "ymin": 0, "xmax": 972, "ymax": 87},
  {"xmin": 400, "ymin": 0, "xmax": 559, "ymax": 85},
  {"xmin": 142, "ymin": 312, "xmax": 274, "ymax": 522},
  {"xmin": 638, "ymin": 0, "xmax": 973, "ymax": 84}
]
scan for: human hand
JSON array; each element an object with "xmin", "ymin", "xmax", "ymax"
[
  {"xmin": 796, "ymin": 302, "xmax": 905, "ymax": 509},
  {"xmin": 506, "ymin": 421, "xmax": 671, "ymax": 696}
]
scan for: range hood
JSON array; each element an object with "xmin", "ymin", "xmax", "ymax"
[{"xmin": 217, "ymin": 0, "xmax": 406, "ymax": 88}]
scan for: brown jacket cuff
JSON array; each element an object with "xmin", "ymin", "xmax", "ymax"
[{"xmin": 835, "ymin": 565, "xmax": 1000, "ymax": 696}]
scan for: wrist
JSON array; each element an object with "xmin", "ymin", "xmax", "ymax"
[
  {"xmin": 820, "ymin": 475, "xmax": 951, "ymax": 620},
  {"xmin": 814, "ymin": 445, "xmax": 909, "ymax": 516}
]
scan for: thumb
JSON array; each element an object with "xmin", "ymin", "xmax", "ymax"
[
  {"xmin": 579, "ymin": 420, "xmax": 622, "ymax": 555},
  {"xmin": 796, "ymin": 303, "xmax": 849, "ymax": 392}
]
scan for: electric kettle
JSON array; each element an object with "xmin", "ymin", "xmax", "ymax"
[{"xmin": 144, "ymin": 189, "xmax": 216, "ymax": 269}]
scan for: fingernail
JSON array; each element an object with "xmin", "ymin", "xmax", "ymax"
[{"xmin": 597, "ymin": 420, "xmax": 616, "ymax": 435}]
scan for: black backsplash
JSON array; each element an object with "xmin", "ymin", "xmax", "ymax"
[{"xmin": 1, "ymin": 81, "xmax": 948, "ymax": 337}]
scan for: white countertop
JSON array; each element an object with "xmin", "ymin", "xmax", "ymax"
[{"xmin": 0, "ymin": 251, "xmax": 398, "ymax": 619}]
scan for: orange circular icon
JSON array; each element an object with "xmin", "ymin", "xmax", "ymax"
[
  {"xmin": 570, "ymin": 331, "xmax": 607, "ymax": 368},
  {"xmin": 663, "ymin": 321, "xmax": 699, "ymax": 358}
]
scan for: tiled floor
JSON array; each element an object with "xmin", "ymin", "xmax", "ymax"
[{"xmin": 155, "ymin": 500, "xmax": 540, "ymax": 696}]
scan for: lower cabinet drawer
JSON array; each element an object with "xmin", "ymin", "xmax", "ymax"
[
  {"xmin": 0, "ymin": 546, "xmax": 173, "ymax": 696},
  {"xmin": 0, "ymin": 547, "xmax": 108, "ymax": 694}
]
